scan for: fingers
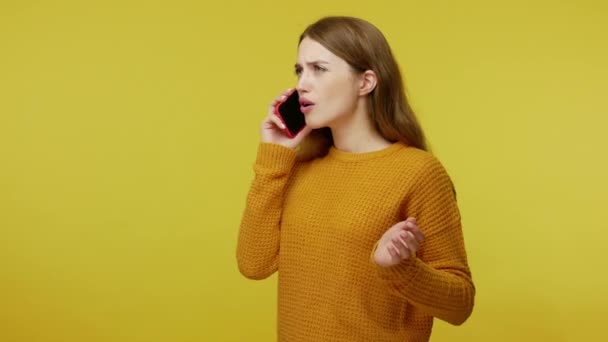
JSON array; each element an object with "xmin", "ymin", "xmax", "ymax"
[
  {"xmin": 405, "ymin": 224, "xmax": 425, "ymax": 243},
  {"xmin": 380, "ymin": 217, "xmax": 427, "ymax": 264},
  {"xmin": 401, "ymin": 231, "xmax": 419, "ymax": 251},
  {"xmin": 280, "ymin": 88, "xmax": 295, "ymax": 97},
  {"xmin": 392, "ymin": 220, "xmax": 409, "ymax": 231},
  {"xmin": 401, "ymin": 217, "xmax": 425, "ymax": 242},
  {"xmin": 268, "ymin": 88, "xmax": 295, "ymax": 110},
  {"xmin": 390, "ymin": 234, "xmax": 413, "ymax": 260},
  {"xmin": 267, "ymin": 113, "xmax": 286, "ymax": 130},
  {"xmin": 387, "ymin": 244, "xmax": 401, "ymax": 258},
  {"xmin": 386, "ymin": 217, "xmax": 425, "ymax": 260},
  {"xmin": 264, "ymin": 88, "xmax": 296, "ymax": 132}
]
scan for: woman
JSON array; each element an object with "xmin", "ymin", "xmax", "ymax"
[{"xmin": 237, "ymin": 16, "xmax": 475, "ymax": 341}]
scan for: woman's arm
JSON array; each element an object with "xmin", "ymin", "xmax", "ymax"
[
  {"xmin": 372, "ymin": 157, "xmax": 475, "ymax": 325},
  {"xmin": 236, "ymin": 143, "xmax": 298, "ymax": 280}
]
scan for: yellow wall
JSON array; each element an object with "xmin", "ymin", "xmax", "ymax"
[{"xmin": 1, "ymin": 0, "xmax": 607, "ymax": 341}]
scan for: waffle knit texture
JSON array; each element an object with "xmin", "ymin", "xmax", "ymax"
[{"xmin": 237, "ymin": 142, "xmax": 475, "ymax": 341}]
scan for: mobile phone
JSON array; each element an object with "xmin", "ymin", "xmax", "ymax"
[{"xmin": 273, "ymin": 90, "xmax": 306, "ymax": 138}]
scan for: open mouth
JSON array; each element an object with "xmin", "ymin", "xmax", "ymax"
[{"xmin": 300, "ymin": 103, "xmax": 315, "ymax": 113}]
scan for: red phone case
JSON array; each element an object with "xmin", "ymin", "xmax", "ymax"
[{"xmin": 273, "ymin": 91, "xmax": 304, "ymax": 139}]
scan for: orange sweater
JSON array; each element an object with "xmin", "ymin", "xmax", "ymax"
[{"xmin": 237, "ymin": 142, "xmax": 474, "ymax": 341}]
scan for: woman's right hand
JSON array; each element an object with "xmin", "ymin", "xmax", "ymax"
[{"xmin": 261, "ymin": 89, "xmax": 312, "ymax": 149}]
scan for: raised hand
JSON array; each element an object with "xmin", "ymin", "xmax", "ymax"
[
  {"xmin": 261, "ymin": 88, "xmax": 312, "ymax": 149},
  {"xmin": 373, "ymin": 217, "xmax": 425, "ymax": 267}
]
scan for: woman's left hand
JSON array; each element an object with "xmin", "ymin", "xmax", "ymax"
[{"xmin": 373, "ymin": 217, "xmax": 425, "ymax": 267}]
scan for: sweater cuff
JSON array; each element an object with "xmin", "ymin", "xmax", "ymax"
[{"xmin": 255, "ymin": 143, "xmax": 298, "ymax": 172}]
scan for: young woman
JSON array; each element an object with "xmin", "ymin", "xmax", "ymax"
[{"xmin": 237, "ymin": 16, "xmax": 475, "ymax": 341}]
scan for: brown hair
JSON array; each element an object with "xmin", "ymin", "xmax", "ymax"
[{"xmin": 296, "ymin": 16, "xmax": 428, "ymax": 161}]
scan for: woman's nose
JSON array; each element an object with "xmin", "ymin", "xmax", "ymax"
[{"xmin": 296, "ymin": 72, "xmax": 311, "ymax": 94}]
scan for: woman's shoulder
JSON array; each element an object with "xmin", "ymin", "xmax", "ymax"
[
  {"xmin": 392, "ymin": 144, "xmax": 452, "ymax": 182},
  {"xmin": 396, "ymin": 144, "xmax": 442, "ymax": 167}
]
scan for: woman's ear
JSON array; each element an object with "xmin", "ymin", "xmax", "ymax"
[{"xmin": 358, "ymin": 70, "xmax": 377, "ymax": 96}]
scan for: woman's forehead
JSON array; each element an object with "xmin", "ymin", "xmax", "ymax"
[{"xmin": 297, "ymin": 38, "xmax": 341, "ymax": 65}]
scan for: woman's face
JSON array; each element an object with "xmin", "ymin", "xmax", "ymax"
[{"xmin": 295, "ymin": 37, "xmax": 361, "ymax": 130}]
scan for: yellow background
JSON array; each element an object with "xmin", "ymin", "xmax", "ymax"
[{"xmin": 1, "ymin": 0, "xmax": 607, "ymax": 341}]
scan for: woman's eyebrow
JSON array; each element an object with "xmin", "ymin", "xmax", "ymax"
[{"xmin": 294, "ymin": 60, "xmax": 330, "ymax": 68}]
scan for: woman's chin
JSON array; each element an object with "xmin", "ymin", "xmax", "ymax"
[
  {"xmin": 304, "ymin": 117, "xmax": 327, "ymax": 130},
  {"xmin": 306, "ymin": 123, "xmax": 322, "ymax": 130}
]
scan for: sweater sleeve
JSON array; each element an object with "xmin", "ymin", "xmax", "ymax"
[
  {"xmin": 236, "ymin": 143, "xmax": 298, "ymax": 280},
  {"xmin": 371, "ymin": 157, "xmax": 475, "ymax": 325}
]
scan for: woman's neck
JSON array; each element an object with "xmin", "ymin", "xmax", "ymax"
[{"xmin": 330, "ymin": 105, "xmax": 391, "ymax": 153}]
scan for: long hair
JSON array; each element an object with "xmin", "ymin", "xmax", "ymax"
[{"xmin": 296, "ymin": 16, "xmax": 428, "ymax": 161}]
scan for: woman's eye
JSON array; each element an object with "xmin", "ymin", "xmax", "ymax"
[{"xmin": 294, "ymin": 66, "xmax": 325, "ymax": 77}]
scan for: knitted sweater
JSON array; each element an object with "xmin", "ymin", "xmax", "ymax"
[{"xmin": 237, "ymin": 142, "xmax": 475, "ymax": 341}]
